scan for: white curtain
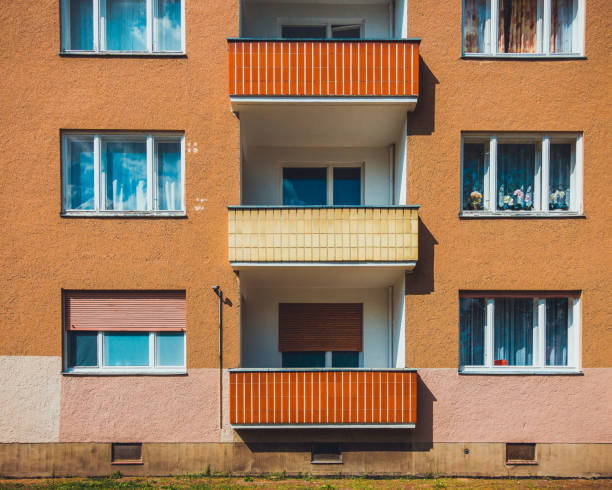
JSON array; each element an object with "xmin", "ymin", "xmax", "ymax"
[
  {"xmin": 494, "ymin": 298, "xmax": 534, "ymax": 366},
  {"xmin": 551, "ymin": 0, "xmax": 575, "ymax": 53},
  {"xmin": 546, "ymin": 298, "xmax": 568, "ymax": 366},
  {"xmin": 460, "ymin": 298, "xmax": 486, "ymax": 366}
]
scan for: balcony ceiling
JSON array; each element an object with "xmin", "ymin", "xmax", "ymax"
[
  {"xmin": 239, "ymin": 266, "xmax": 407, "ymax": 292},
  {"xmin": 239, "ymin": 104, "xmax": 407, "ymax": 147}
]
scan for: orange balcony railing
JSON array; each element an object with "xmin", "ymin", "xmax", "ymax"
[
  {"xmin": 229, "ymin": 369, "xmax": 417, "ymax": 428},
  {"xmin": 228, "ymin": 39, "xmax": 420, "ymax": 98}
]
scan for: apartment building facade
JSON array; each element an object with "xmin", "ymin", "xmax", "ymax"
[{"xmin": 0, "ymin": 0, "xmax": 610, "ymax": 478}]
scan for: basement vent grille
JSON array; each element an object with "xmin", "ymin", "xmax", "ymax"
[
  {"xmin": 506, "ymin": 443, "xmax": 537, "ymax": 464},
  {"xmin": 311, "ymin": 443, "xmax": 342, "ymax": 464},
  {"xmin": 111, "ymin": 443, "xmax": 143, "ymax": 464}
]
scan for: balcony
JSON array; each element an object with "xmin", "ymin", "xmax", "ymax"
[
  {"xmin": 228, "ymin": 206, "xmax": 418, "ymax": 268},
  {"xmin": 229, "ymin": 369, "xmax": 417, "ymax": 428},
  {"xmin": 228, "ymin": 39, "xmax": 420, "ymax": 110}
]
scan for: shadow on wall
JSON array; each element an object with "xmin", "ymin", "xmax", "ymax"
[
  {"xmin": 407, "ymin": 58, "xmax": 438, "ymax": 136},
  {"xmin": 406, "ymin": 218, "xmax": 437, "ymax": 295}
]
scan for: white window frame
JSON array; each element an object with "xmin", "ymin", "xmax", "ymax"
[
  {"xmin": 63, "ymin": 330, "xmax": 187, "ymax": 375},
  {"xmin": 459, "ymin": 295, "xmax": 581, "ymax": 374},
  {"xmin": 277, "ymin": 18, "xmax": 365, "ymax": 39},
  {"xmin": 461, "ymin": 0, "xmax": 585, "ymax": 57},
  {"xmin": 279, "ymin": 163, "xmax": 365, "ymax": 206},
  {"xmin": 460, "ymin": 133, "xmax": 583, "ymax": 217},
  {"xmin": 62, "ymin": 132, "xmax": 185, "ymax": 216},
  {"xmin": 61, "ymin": 0, "xmax": 186, "ymax": 54}
]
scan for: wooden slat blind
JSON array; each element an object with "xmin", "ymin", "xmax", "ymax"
[
  {"xmin": 64, "ymin": 291, "xmax": 186, "ymax": 331},
  {"xmin": 279, "ymin": 303, "xmax": 362, "ymax": 352}
]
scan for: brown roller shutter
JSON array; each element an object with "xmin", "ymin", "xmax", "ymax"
[
  {"xmin": 279, "ymin": 303, "xmax": 362, "ymax": 352},
  {"xmin": 64, "ymin": 290, "xmax": 186, "ymax": 331}
]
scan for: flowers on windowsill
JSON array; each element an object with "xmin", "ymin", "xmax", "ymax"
[
  {"xmin": 469, "ymin": 190, "xmax": 483, "ymax": 210},
  {"xmin": 497, "ymin": 185, "xmax": 533, "ymax": 211},
  {"xmin": 550, "ymin": 187, "xmax": 570, "ymax": 210}
]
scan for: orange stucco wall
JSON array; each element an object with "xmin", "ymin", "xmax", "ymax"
[
  {"xmin": 403, "ymin": 0, "xmax": 612, "ymax": 368},
  {"xmin": 0, "ymin": 0, "xmax": 241, "ymax": 368}
]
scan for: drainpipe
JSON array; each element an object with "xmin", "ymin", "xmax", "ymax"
[{"xmin": 212, "ymin": 285, "xmax": 224, "ymax": 429}]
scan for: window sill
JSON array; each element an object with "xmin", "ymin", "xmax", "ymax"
[
  {"xmin": 459, "ymin": 367, "xmax": 582, "ymax": 375},
  {"xmin": 61, "ymin": 211, "xmax": 187, "ymax": 219},
  {"xmin": 461, "ymin": 53, "xmax": 585, "ymax": 60},
  {"xmin": 60, "ymin": 51, "xmax": 186, "ymax": 58},
  {"xmin": 63, "ymin": 368, "xmax": 187, "ymax": 376},
  {"xmin": 506, "ymin": 460, "xmax": 538, "ymax": 466},
  {"xmin": 459, "ymin": 211, "xmax": 584, "ymax": 219}
]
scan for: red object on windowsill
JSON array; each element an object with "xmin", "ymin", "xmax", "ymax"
[{"xmin": 494, "ymin": 359, "xmax": 508, "ymax": 366}]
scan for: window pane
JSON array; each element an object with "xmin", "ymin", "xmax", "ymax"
[
  {"xmin": 331, "ymin": 351, "xmax": 359, "ymax": 367},
  {"xmin": 549, "ymin": 143, "xmax": 572, "ymax": 210},
  {"xmin": 283, "ymin": 168, "xmax": 327, "ymax": 205},
  {"xmin": 156, "ymin": 141, "xmax": 182, "ymax": 210},
  {"xmin": 282, "ymin": 351, "xmax": 326, "ymax": 368},
  {"xmin": 68, "ymin": 331, "xmax": 98, "ymax": 367},
  {"xmin": 498, "ymin": 0, "xmax": 537, "ymax": 53},
  {"xmin": 155, "ymin": 332, "xmax": 184, "ymax": 366},
  {"xmin": 155, "ymin": 0, "xmax": 182, "ymax": 51},
  {"xmin": 333, "ymin": 167, "xmax": 361, "ymax": 205},
  {"xmin": 459, "ymin": 298, "xmax": 485, "ymax": 366},
  {"xmin": 494, "ymin": 298, "xmax": 534, "ymax": 366},
  {"xmin": 463, "ymin": 0, "xmax": 489, "ymax": 53},
  {"xmin": 497, "ymin": 144, "xmax": 535, "ymax": 211},
  {"xmin": 106, "ymin": 0, "xmax": 147, "ymax": 51},
  {"xmin": 463, "ymin": 143, "xmax": 485, "ymax": 210},
  {"xmin": 546, "ymin": 298, "xmax": 568, "ymax": 366},
  {"xmin": 331, "ymin": 25, "xmax": 361, "ymax": 39},
  {"xmin": 103, "ymin": 332, "xmax": 149, "ymax": 366},
  {"xmin": 66, "ymin": 0, "xmax": 94, "ymax": 50},
  {"xmin": 281, "ymin": 25, "xmax": 327, "ymax": 39},
  {"xmin": 551, "ymin": 0, "xmax": 575, "ymax": 53},
  {"xmin": 103, "ymin": 140, "xmax": 147, "ymax": 210},
  {"xmin": 66, "ymin": 138, "xmax": 95, "ymax": 210}
]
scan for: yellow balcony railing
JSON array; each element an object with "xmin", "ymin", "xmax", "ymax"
[{"xmin": 228, "ymin": 206, "xmax": 418, "ymax": 264}]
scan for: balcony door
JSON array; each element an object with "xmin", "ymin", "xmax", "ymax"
[
  {"xmin": 279, "ymin": 303, "xmax": 362, "ymax": 368},
  {"xmin": 282, "ymin": 165, "xmax": 362, "ymax": 206},
  {"xmin": 280, "ymin": 23, "xmax": 362, "ymax": 39}
]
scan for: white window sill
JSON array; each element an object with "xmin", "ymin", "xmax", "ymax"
[
  {"xmin": 459, "ymin": 367, "xmax": 582, "ymax": 375},
  {"xmin": 63, "ymin": 368, "xmax": 187, "ymax": 376},
  {"xmin": 459, "ymin": 211, "xmax": 584, "ymax": 219},
  {"xmin": 61, "ymin": 211, "xmax": 187, "ymax": 218},
  {"xmin": 60, "ymin": 51, "xmax": 186, "ymax": 57},
  {"xmin": 462, "ymin": 53, "xmax": 585, "ymax": 60}
]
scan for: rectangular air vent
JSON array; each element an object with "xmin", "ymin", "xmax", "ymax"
[
  {"xmin": 506, "ymin": 443, "xmax": 536, "ymax": 464},
  {"xmin": 311, "ymin": 443, "xmax": 342, "ymax": 464},
  {"xmin": 111, "ymin": 443, "xmax": 143, "ymax": 464}
]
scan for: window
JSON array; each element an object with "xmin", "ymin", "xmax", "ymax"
[
  {"xmin": 63, "ymin": 291, "xmax": 186, "ymax": 374},
  {"xmin": 62, "ymin": 132, "xmax": 184, "ymax": 215},
  {"xmin": 459, "ymin": 293, "xmax": 580, "ymax": 373},
  {"xmin": 61, "ymin": 0, "xmax": 184, "ymax": 53},
  {"xmin": 281, "ymin": 351, "xmax": 360, "ymax": 368},
  {"xmin": 462, "ymin": 0, "xmax": 584, "ymax": 56},
  {"xmin": 282, "ymin": 166, "xmax": 363, "ymax": 206},
  {"xmin": 281, "ymin": 21, "xmax": 362, "ymax": 39},
  {"xmin": 461, "ymin": 134, "xmax": 582, "ymax": 215}
]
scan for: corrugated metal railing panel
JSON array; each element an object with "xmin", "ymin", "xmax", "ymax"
[
  {"xmin": 230, "ymin": 370, "xmax": 417, "ymax": 426},
  {"xmin": 228, "ymin": 207, "xmax": 418, "ymax": 263},
  {"xmin": 228, "ymin": 40, "xmax": 419, "ymax": 97}
]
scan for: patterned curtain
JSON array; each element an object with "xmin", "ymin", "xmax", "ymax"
[
  {"xmin": 549, "ymin": 144, "xmax": 571, "ymax": 210},
  {"xmin": 464, "ymin": 0, "xmax": 489, "ymax": 53},
  {"xmin": 498, "ymin": 0, "xmax": 537, "ymax": 53},
  {"xmin": 494, "ymin": 298, "xmax": 534, "ymax": 366},
  {"xmin": 551, "ymin": 0, "xmax": 575, "ymax": 53},
  {"xmin": 546, "ymin": 298, "xmax": 568, "ymax": 366},
  {"xmin": 497, "ymin": 144, "xmax": 535, "ymax": 211},
  {"xmin": 460, "ymin": 298, "xmax": 486, "ymax": 366}
]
